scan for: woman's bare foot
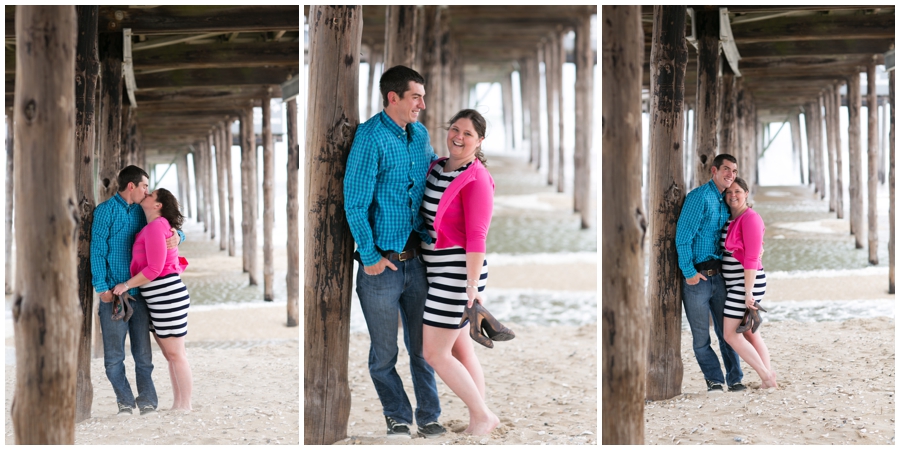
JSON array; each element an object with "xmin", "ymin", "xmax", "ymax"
[
  {"xmin": 464, "ymin": 412, "xmax": 500, "ymax": 436},
  {"xmin": 760, "ymin": 371, "xmax": 778, "ymax": 389}
]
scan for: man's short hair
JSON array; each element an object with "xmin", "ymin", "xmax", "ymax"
[
  {"xmin": 379, "ymin": 65, "xmax": 425, "ymax": 107},
  {"xmin": 713, "ymin": 153, "xmax": 738, "ymax": 169},
  {"xmin": 117, "ymin": 165, "xmax": 149, "ymax": 192}
]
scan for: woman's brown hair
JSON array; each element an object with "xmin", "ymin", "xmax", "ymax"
[{"xmin": 154, "ymin": 188, "xmax": 184, "ymax": 230}]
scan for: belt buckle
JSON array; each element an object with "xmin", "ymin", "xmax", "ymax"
[
  {"xmin": 398, "ymin": 251, "xmax": 409, "ymax": 262},
  {"xmin": 706, "ymin": 269, "xmax": 715, "ymax": 277}
]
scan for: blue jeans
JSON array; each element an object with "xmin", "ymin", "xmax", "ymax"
[
  {"xmin": 682, "ymin": 274, "xmax": 743, "ymax": 386},
  {"xmin": 97, "ymin": 292, "xmax": 157, "ymax": 409},
  {"xmin": 356, "ymin": 256, "xmax": 440, "ymax": 425}
]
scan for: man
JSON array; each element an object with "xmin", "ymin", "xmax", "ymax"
[
  {"xmin": 91, "ymin": 165, "xmax": 182, "ymax": 415},
  {"xmin": 675, "ymin": 154, "xmax": 745, "ymax": 394},
  {"xmin": 344, "ymin": 65, "xmax": 444, "ymax": 439}
]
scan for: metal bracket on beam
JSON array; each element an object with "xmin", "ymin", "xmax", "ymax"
[
  {"xmin": 719, "ymin": 8, "xmax": 742, "ymax": 77},
  {"xmin": 123, "ymin": 28, "xmax": 138, "ymax": 107},
  {"xmin": 886, "ymin": 49, "xmax": 894, "ymax": 72}
]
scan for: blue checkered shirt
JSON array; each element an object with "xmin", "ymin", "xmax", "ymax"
[
  {"xmin": 344, "ymin": 111, "xmax": 438, "ymax": 266},
  {"xmin": 91, "ymin": 192, "xmax": 184, "ymax": 295},
  {"xmin": 675, "ymin": 179, "xmax": 729, "ymax": 279}
]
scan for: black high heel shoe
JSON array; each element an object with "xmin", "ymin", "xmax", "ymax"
[
  {"xmin": 735, "ymin": 300, "xmax": 766, "ymax": 334},
  {"xmin": 461, "ymin": 303, "xmax": 516, "ymax": 348}
]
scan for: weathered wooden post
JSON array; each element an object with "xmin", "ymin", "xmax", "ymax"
[
  {"xmin": 304, "ymin": 5, "xmax": 359, "ymax": 444},
  {"xmin": 241, "ymin": 107, "xmax": 258, "ymax": 284},
  {"xmin": 529, "ymin": 53, "xmax": 542, "ymax": 169},
  {"xmin": 501, "ymin": 72, "xmax": 515, "ymax": 151},
  {"xmin": 286, "ymin": 98, "xmax": 299, "ymax": 327},
  {"xmin": 848, "ymin": 72, "xmax": 863, "ymax": 248},
  {"xmin": 693, "ymin": 7, "xmax": 719, "ymax": 186},
  {"xmin": 867, "ymin": 61, "xmax": 878, "ymax": 265},
  {"xmin": 545, "ymin": 34, "xmax": 558, "ymax": 186},
  {"xmin": 224, "ymin": 119, "xmax": 236, "ymax": 257},
  {"xmin": 262, "ymin": 97, "xmax": 275, "ymax": 301},
  {"xmin": 74, "ymin": 4, "xmax": 99, "ymax": 423},
  {"xmin": 192, "ymin": 148, "xmax": 206, "ymax": 231},
  {"xmin": 384, "ymin": 6, "xmax": 418, "ymax": 70},
  {"xmin": 557, "ymin": 29, "xmax": 566, "ymax": 194},
  {"xmin": 645, "ymin": 5, "xmax": 687, "ymax": 402},
  {"xmin": 889, "ymin": 69, "xmax": 894, "ymax": 294},
  {"xmin": 365, "ymin": 47, "xmax": 381, "ymax": 119},
  {"xmin": 5, "ymin": 109, "xmax": 14, "ymax": 295},
  {"xmin": 178, "ymin": 152, "xmax": 191, "ymax": 218},
  {"xmin": 815, "ymin": 95, "xmax": 826, "ymax": 200},
  {"xmin": 601, "ymin": 5, "xmax": 646, "ymax": 444},
  {"xmin": 719, "ymin": 65, "xmax": 737, "ymax": 158},
  {"xmin": 240, "ymin": 109, "xmax": 251, "ymax": 270},
  {"xmin": 12, "ymin": 6, "xmax": 80, "ymax": 444},
  {"xmin": 215, "ymin": 125, "xmax": 228, "ymax": 251},
  {"xmin": 834, "ymin": 81, "xmax": 845, "ymax": 219},
  {"xmin": 97, "ymin": 31, "xmax": 123, "ymax": 202},
  {"xmin": 804, "ymin": 102, "xmax": 819, "ymax": 193},
  {"xmin": 203, "ymin": 139, "xmax": 216, "ymax": 240},
  {"xmin": 825, "ymin": 86, "xmax": 837, "ymax": 213},
  {"xmin": 419, "ymin": 5, "xmax": 443, "ymax": 152},
  {"xmin": 573, "ymin": 12, "xmax": 593, "ymax": 228},
  {"xmin": 789, "ymin": 110, "xmax": 804, "ymax": 184}
]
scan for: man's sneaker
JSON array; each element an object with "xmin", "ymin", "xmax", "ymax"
[
  {"xmin": 416, "ymin": 421, "xmax": 447, "ymax": 439},
  {"xmin": 385, "ymin": 416, "xmax": 411, "ymax": 438},
  {"xmin": 139, "ymin": 405, "xmax": 157, "ymax": 416},
  {"xmin": 729, "ymin": 383, "xmax": 747, "ymax": 392},
  {"xmin": 117, "ymin": 402, "xmax": 134, "ymax": 415},
  {"xmin": 705, "ymin": 379, "xmax": 724, "ymax": 394}
]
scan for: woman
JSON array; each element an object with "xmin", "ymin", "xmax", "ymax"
[
  {"xmin": 420, "ymin": 109, "xmax": 500, "ymax": 435},
  {"xmin": 112, "ymin": 188, "xmax": 193, "ymax": 410},
  {"xmin": 721, "ymin": 177, "xmax": 777, "ymax": 389}
]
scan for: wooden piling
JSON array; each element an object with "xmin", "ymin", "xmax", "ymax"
[
  {"xmin": 215, "ymin": 125, "xmax": 228, "ymax": 251},
  {"xmin": 97, "ymin": 32, "xmax": 123, "ymax": 202},
  {"xmin": 286, "ymin": 98, "xmax": 299, "ymax": 327},
  {"xmin": 241, "ymin": 107, "xmax": 258, "ymax": 284},
  {"xmin": 12, "ymin": 6, "xmax": 79, "ymax": 444},
  {"xmin": 204, "ymin": 138, "xmax": 216, "ymax": 241},
  {"xmin": 528, "ymin": 53, "xmax": 542, "ymax": 169},
  {"xmin": 178, "ymin": 152, "xmax": 191, "ymax": 218},
  {"xmin": 240, "ymin": 109, "xmax": 251, "ymax": 271},
  {"xmin": 601, "ymin": 5, "xmax": 646, "ymax": 444},
  {"xmin": 693, "ymin": 8, "xmax": 719, "ymax": 186},
  {"xmin": 545, "ymin": 34, "xmax": 558, "ymax": 186},
  {"xmin": 833, "ymin": 82, "xmax": 845, "ymax": 219},
  {"xmin": 501, "ymin": 72, "xmax": 515, "ymax": 151},
  {"xmin": 304, "ymin": 5, "xmax": 359, "ymax": 444},
  {"xmin": 789, "ymin": 110, "xmax": 804, "ymax": 184},
  {"xmin": 192, "ymin": 149, "xmax": 206, "ymax": 231},
  {"xmin": 74, "ymin": 5, "xmax": 99, "ymax": 424},
  {"xmin": 825, "ymin": 86, "xmax": 838, "ymax": 213},
  {"xmin": 384, "ymin": 6, "xmax": 418, "ymax": 70},
  {"xmin": 556, "ymin": 29, "xmax": 566, "ymax": 194},
  {"xmin": 4, "ymin": 109, "xmax": 13, "ymax": 295},
  {"xmin": 420, "ymin": 6, "xmax": 443, "ymax": 154},
  {"xmin": 573, "ymin": 13, "xmax": 593, "ymax": 228},
  {"xmin": 224, "ymin": 120, "xmax": 236, "ymax": 257},
  {"xmin": 889, "ymin": 69, "xmax": 894, "ymax": 294},
  {"xmin": 365, "ymin": 47, "xmax": 381, "ymax": 120},
  {"xmin": 719, "ymin": 65, "xmax": 737, "ymax": 157},
  {"xmin": 848, "ymin": 72, "xmax": 863, "ymax": 248},
  {"xmin": 645, "ymin": 5, "xmax": 687, "ymax": 403},
  {"xmin": 815, "ymin": 95, "xmax": 826, "ymax": 200},
  {"xmin": 804, "ymin": 103, "xmax": 818, "ymax": 193},
  {"xmin": 262, "ymin": 97, "xmax": 274, "ymax": 301},
  {"xmin": 867, "ymin": 61, "xmax": 878, "ymax": 265}
]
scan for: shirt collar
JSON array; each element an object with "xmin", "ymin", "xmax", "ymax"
[
  {"xmin": 113, "ymin": 192, "xmax": 135, "ymax": 210},
  {"xmin": 379, "ymin": 110, "xmax": 416, "ymax": 139}
]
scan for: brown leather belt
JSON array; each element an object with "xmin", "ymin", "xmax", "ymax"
[
  {"xmin": 698, "ymin": 268, "xmax": 719, "ymax": 277},
  {"xmin": 380, "ymin": 247, "xmax": 421, "ymax": 262}
]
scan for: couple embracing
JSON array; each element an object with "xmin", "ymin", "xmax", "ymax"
[
  {"xmin": 676, "ymin": 154, "xmax": 778, "ymax": 394},
  {"xmin": 344, "ymin": 65, "xmax": 513, "ymax": 438}
]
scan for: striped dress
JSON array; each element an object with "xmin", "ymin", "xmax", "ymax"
[
  {"xmin": 140, "ymin": 273, "xmax": 191, "ymax": 338},
  {"xmin": 420, "ymin": 160, "xmax": 488, "ymax": 329},
  {"xmin": 720, "ymin": 219, "xmax": 767, "ymax": 320}
]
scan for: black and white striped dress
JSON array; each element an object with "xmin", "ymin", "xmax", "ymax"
[
  {"xmin": 720, "ymin": 220, "xmax": 767, "ymax": 320},
  {"xmin": 140, "ymin": 272, "xmax": 190, "ymax": 338},
  {"xmin": 420, "ymin": 160, "xmax": 488, "ymax": 329}
]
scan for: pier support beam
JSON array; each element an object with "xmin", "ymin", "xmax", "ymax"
[
  {"xmin": 790, "ymin": 111, "xmax": 804, "ymax": 185},
  {"xmin": 241, "ymin": 107, "xmax": 258, "ymax": 284},
  {"xmin": 889, "ymin": 69, "xmax": 894, "ymax": 294},
  {"xmin": 286, "ymin": 98, "xmax": 299, "ymax": 327},
  {"xmin": 545, "ymin": 34, "xmax": 558, "ymax": 186},
  {"xmin": 834, "ymin": 82, "xmax": 845, "ymax": 219},
  {"xmin": 573, "ymin": 13, "xmax": 593, "ymax": 228},
  {"xmin": 304, "ymin": 6, "xmax": 358, "ymax": 444},
  {"xmin": 601, "ymin": 5, "xmax": 646, "ymax": 444},
  {"xmin": 262, "ymin": 97, "xmax": 275, "ymax": 301},
  {"xmin": 74, "ymin": 5, "xmax": 99, "ymax": 424},
  {"xmin": 866, "ymin": 61, "xmax": 878, "ymax": 265},
  {"xmin": 215, "ymin": 125, "xmax": 228, "ymax": 251},
  {"xmin": 825, "ymin": 88, "xmax": 838, "ymax": 213},
  {"xmin": 556, "ymin": 29, "xmax": 567, "ymax": 193},
  {"xmin": 645, "ymin": 5, "xmax": 686, "ymax": 403},
  {"xmin": 384, "ymin": 6, "xmax": 418, "ymax": 70},
  {"xmin": 693, "ymin": 8, "xmax": 719, "ymax": 186},
  {"xmin": 12, "ymin": 6, "xmax": 79, "ymax": 444},
  {"xmin": 501, "ymin": 72, "xmax": 515, "ymax": 152},
  {"xmin": 224, "ymin": 120, "xmax": 235, "ymax": 257},
  {"xmin": 848, "ymin": 72, "xmax": 863, "ymax": 248},
  {"xmin": 177, "ymin": 152, "xmax": 191, "ymax": 219},
  {"xmin": 719, "ymin": 65, "xmax": 737, "ymax": 158},
  {"xmin": 5, "ymin": 109, "xmax": 13, "ymax": 295}
]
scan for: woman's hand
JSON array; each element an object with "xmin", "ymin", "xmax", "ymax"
[
  {"xmin": 165, "ymin": 228, "xmax": 180, "ymax": 250},
  {"xmin": 111, "ymin": 283, "xmax": 128, "ymax": 296},
  {"xmin": 745, "ymin": 293, "xmax": 757, "ymax": 310},
  {"xmin": 466, "ymin": 286, "xmax": 484, "ymax": 308}
]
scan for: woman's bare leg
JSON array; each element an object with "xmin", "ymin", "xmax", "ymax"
[
  {"xmin": 723, "ymin": 317, "xmax": 777, "ymax": 388},
  {"xmin": 450, "ymin": 324, "xmax": 486, "ymax": 400},
  {"xmin": 157, "ymin": 335, "xmax": 193, "ymax": 410},
  {"xmin": 423, "ymin": 325, "xmax": 498, "ymax": 435},
  {"xmin": 154, "ymin": 332, "xmax": 182, "ymax": 408},
  {"xmin": 743, "ymin": 329, "xmax": 774, "ymax": 383}
]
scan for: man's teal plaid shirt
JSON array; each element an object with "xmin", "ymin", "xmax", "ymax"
[
  {"xmin": 675, "ymin": 179, "xmax": 730, "ymax": 280},
  {"xmin": 344, "ymin": 111, "xmax": 438, "ymax": 267}
]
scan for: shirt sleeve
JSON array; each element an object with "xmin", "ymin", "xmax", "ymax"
[
  {"xmin": 343, "ymin": 128, "xmax": 382, "ymax": 266},
  {"xmin": 90, "ymin": 202, "xmax": 112, "ymax": 293},
  {"xmin": 739, "ymin": 211, "xmax": 765, "ymax": 269},
  {"xmin": 460, "ymin": 173, "xmax": 494, "ymax": 253},
  {"xmin": 675, "ymin": 191, "xmax": 703, "ymax": 279},
  {"xmin": 140, "ymin": 221, "xmax": 169, "ymax": 281}
]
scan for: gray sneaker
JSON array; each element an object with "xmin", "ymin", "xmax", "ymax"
[
  {"xmin": 705, "ymin": 379, "xmax": 724, "ymax": 394},
  {"xmin": 117, "ymin": 402, "xmax": 134, "ymax": 415},
  {"xmin": 385, "ymin": 416, "xmax": 411, "ymax": 439},
  {"xmin": 417, "ymin": 421, "xmax": 446, "ymax": 439},
  {"xmin": 139, "ymin": 405, "xmax": 157, "ymax": 416}
]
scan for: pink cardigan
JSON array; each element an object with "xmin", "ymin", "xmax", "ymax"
[
  {"xmin": 724, "ymin": 208, "xmax": 764, "ymax": 270},
  {"xmin": 428, "ymin": 157, "xmax": 494, "ymax": 252},
  {"xmin": 130, "ymin": 217, "xmax": 188, "ymax": 280}
]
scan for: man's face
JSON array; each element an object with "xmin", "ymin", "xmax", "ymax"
[
  {"xmin": 127, "ymin": 176, "xmax": 150, "ymax": 204},
  {"xmin": 711, "ymin": 160, "xmax": 737, "ymax": 192},
  {"xmin": 390, "ymin": 81, "xmax": 426, "ymax": 127}
]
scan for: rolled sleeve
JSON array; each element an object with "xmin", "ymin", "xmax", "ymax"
[
  {"xmin": 90, "ymin": 202, "xmax": 112, "ymax": 293},
  {"xmin": 344, "ymin": 129, "xmax": 381, "ymax": 266},
  {"xmin": 675, "ymin": 192, "xmax": 703, "ymax": 279}
]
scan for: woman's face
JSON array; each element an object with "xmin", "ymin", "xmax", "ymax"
[
  {"xmin": 725, "ymin": 184, "xmax": 747, "ymax": 210},
  {"xmin": 141, "ymin": 190, "xmax": 159, "ymax": 210},
  {"xmin": 446, "ymin": 117, "xmax": 483, "ymax": 160}
]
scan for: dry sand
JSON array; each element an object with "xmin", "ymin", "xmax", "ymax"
[{"xmin": 5, "ymin": 304, "xmax": 299, "ymax": 445}]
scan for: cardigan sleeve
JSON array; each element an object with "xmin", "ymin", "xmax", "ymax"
[
  {"xmin": 460, "ymin": 172, "xmax": 494, "ymax": 253},
  {"xmin": 739, "ymin": 210, "xmax": 765, "ymax": 269},
  {"xmin": 140, "ymin": 219, "xmax": 170, "ymax": 281}
]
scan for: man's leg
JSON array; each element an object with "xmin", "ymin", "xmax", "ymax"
[
  {"xmin": 97, "ymin": 300, "xmax": 136, "ymax": 408},
  {"xmin": 128, "ymin": 293, "xmax": 158, "ymax": 410},
  {"xmin": 681, "ymin": 278, "xmax": 726, "ymax": 385},
  {"xmin": 398, "ymin": 257, "xmax": 440, "ymax": 426},
  {"xmin": 710, "ymin": 275, "xmax": 743, "ymax": 386},
  {"xmin": 356, "ymin": 263, "xmax": 414, "ymax": 425}
]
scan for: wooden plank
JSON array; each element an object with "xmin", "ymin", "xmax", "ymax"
[
  {"xmin": 135, "ymin": 86, "xmax": 278, "ymax": 103},
  {"xmin": 134, "ymin": 67, "xmax": 297, "ymax": 90},
  {"xmin": 731, "ymin": 11, "xmax": 894, "ymax": 43},
  {"xmin": 737, "ymin": 39, "xmax": 894, "ymax": 59},
  {"xmin": 134, "ymin": 41, "xmax": 299, "ymax": 71},
  {"xmin": 97, "ymin": 6, "xmax": 300, "ymax": 34},
  {"xmin": 12, "ymin": 6, "xmax": 79, "ymax": 444}
]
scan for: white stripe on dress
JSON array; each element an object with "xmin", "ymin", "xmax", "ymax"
[
  {"xmin": 140, "ymin": 272, "xmax": 190, "ymax": 337},
  {"xmin": 720, "ymin": 220, "xmax": 767, "ymax": 320}
]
